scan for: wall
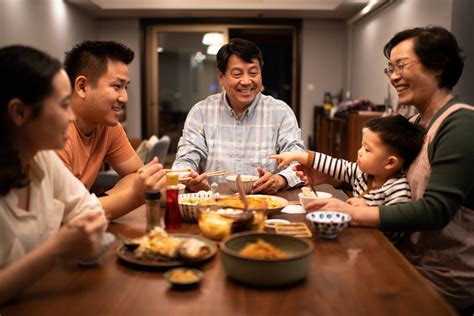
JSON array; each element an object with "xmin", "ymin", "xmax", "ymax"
[
  {"xmin": 300, "ymin": 19, "xmax": 346, "ymax": 147},
  {"xmin": 0, "ymin": 0, "xmax": 96, "ymax": 61},
  {"xmin": 451, "ymin": 0, "xmax": 474, "ymax": 105},
  {"xmin": 349, "ymin": 0, "xmax": 452, "ymax": 106},
  {"xmin": 97, "ymin": 18, "xmax": 141, "ymax": 138}
]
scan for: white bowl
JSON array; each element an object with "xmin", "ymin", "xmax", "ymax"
[
  {"xmin": 178, "ymin": 183, "xmax": 186, "ymax": 195},
  {"xmin": 298, "ymin": 191, "xmax": 332, "ymax": 209},
  {"xmin": 178, "ymin": 191, "xmax": 214, "ymax": 222},
  {"xmin": 226, "ymin": 175, "xmax": 258, "ymax": 194},
  {"xmin": 306, "ymin": 211, "xmax": 351, "ymax": 239}
]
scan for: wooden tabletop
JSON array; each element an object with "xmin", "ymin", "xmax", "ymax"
[{"xmin": 0, "ymin": 184, "xmax": 456, "ymax": 316}]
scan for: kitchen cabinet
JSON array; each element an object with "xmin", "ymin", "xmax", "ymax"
[{"xmin": 313, "ymin": 108, "xmax": 383, "ymax": 162}]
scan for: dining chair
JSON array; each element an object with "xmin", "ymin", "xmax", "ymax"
[{"xmin": 92, "ymin": 135, "xmax": 171, "ymax": 192}]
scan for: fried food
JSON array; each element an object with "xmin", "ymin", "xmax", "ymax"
[
  {"xmin": 167, "ymin": 269, "xmax": 200, "ymax": 283},
  {"xmin": 239, "ymin": 239, "xmax": 288, "ymax": 260},
  {"xmin": 179, "ymin": 238, "xmax": 211, "ymax": 261},
  {"xmin": 130, "ymin": 227, "xmax": 211, "ymax": 261}
]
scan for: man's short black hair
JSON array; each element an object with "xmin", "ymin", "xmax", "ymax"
[
  {"xmin": 64, "ymin": 40, "xmax": 134, "ymax": 86},
  {"xmin": 216, "ymin": 38, "xmax": 263, "ymax": 74}
]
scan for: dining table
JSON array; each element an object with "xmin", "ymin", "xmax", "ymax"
[{"xmin": 0, "ymin": 184, "xmax": 456, "ymax": 316}]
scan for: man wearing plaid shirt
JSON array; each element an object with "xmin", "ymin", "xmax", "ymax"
[{"xmin": 172, "ymin": 38, "xmax": 305, "ymax": 194}]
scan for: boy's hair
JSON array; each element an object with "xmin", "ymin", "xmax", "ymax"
[
  {"xmin": 216, "ymin": 38, "xmax": 263, "ymax": 74},
  {"xmin": 64, "ymin": 40, "xmax": 134, "ymax": 87},
  {"xmin": 364, "ymin": 115, "xmax": 425, "ymax": 170}
]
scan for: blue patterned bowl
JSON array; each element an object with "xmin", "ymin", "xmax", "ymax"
[{"xmin": 306, "ymin": 211, "xmax": 351, "ymax": 239}]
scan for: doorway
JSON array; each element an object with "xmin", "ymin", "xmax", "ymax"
[{"xmin": 144, "ymin": 23, "xmax": 299, "ymax": 157}]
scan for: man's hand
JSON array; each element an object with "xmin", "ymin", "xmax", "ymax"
[
  {"xmin": 183, "ymin": 170, "xmax": 210, "ymax": 192},
  {"xmin": 134, "ymin": 157, "xmax": 167, "ymax": 196},
  {"xmin": 251, "ymin": 167, "xmax": 286, "ymax": 194}
]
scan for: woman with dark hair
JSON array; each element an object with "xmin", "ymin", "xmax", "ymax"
[
  {"xmin": 302, "ymin": 26, "xmax": 473, "ymax": 310},
  {"xmin": 0, "ymin": 45, "xmax": 107, "ymax": 304}
]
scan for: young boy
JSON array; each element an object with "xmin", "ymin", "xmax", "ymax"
[{"xmin": 270, "ymin": 115, "xmax": 425, "ymax": 243}]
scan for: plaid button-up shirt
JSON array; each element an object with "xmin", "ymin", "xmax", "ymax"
[{"xmin": 172, "ymin": 92, "xmax": 306, "ymax": 187}]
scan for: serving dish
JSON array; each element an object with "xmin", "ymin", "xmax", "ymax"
[
  {"xmin": 220, "ymin": 232, "xmax": 313, "ymax": 287},
  {"xmin": 117, "ymin": 233, "xmax": 217, "ymax": 268}
]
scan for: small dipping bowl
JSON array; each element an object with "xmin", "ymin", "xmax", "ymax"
[
  {"xmin": 306, "ymin": 211, "xmax": 351, "ymax": 239},
  {"xmin": 164, "ymin": 267, "xmax": 204, "ymax": 289}
]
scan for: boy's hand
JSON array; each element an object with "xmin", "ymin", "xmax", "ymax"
[{"xmin": 268, "ymin": 152, "xmax": 307, "ymax": 169}]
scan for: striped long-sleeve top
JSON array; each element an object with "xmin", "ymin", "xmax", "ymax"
[{"xmin": 308, "ymin": 151, "xmax": 411, "ymax": 206}]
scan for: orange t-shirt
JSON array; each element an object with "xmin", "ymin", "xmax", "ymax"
[{"xmin": 56, "ymin": 121, "xmax": 136, "ymax": 189}]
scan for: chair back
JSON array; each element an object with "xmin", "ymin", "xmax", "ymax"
[{"xmin": 146, "ymin": 135, "xmax": 170, "ymax": 164}]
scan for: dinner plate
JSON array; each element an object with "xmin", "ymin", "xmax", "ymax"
[
  {"xmin": 245, "ymin": 195, "xmax": 289, "ymax": 216},
  {"xmin": 116, "ymin": 234, "xmax": 217, "ymax": 268}
]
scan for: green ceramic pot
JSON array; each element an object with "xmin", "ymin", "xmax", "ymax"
[{"xmin": 220, "ymin": 232, "xmax": 313, "ymax": 287}]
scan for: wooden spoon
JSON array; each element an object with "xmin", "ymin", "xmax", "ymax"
[{"xmin": 236, "ymin": 175, "xmax": 249, "ymax": 212}]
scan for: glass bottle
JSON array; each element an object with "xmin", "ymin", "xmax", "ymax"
[
  {"xmin": 145, "ymin": 191, "xmax": 162, "ymax": 231},
  {"xmin": 165, "ymin": 172, "xmax": 182, "ymax": 229}
]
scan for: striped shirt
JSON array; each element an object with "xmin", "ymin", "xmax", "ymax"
[
  {"xmin": 172, "ymin": 92, "xmax": 306, "ymax": 187},
  {"xmin": 309, "ymin": 151, "xmax": 411, "ymax": 244},
  {"xmin": 309, "ymin": 151, "xmax": 411, "ymax": 205}
]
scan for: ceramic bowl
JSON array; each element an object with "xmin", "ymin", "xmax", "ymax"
[
  {"xmin": 298, "ymin": 191, "xmax": 332, "ymax": 209},
  {"xmin": 178, "ymin": 183, "xmax": 186, "ymax": 195},
  {"xmin": 178, "ymin": 191, "xmax": 214, "ymax": 222},
  {"xmin": 306, "ymin": 211, "xmax": 351, "ymax": 239},
  {"xmin": 164, "ymin": 267, "xmax": 203, "ymax": 289},
  {"xmin": 220, "ymin": 232, "xmax": 313, "ymax": 287},
  {"xmin": 226, "ymin": 175, "xmax": 258, "ymax": 194}
]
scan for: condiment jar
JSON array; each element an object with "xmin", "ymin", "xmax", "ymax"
[{"xmin": 145, "ymin": 191, "xmax": 163, "ymax": 231}]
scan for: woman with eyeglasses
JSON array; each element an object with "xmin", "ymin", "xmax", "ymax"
[
  {"xmin": 0, "ymin": 45, "xmax": 107, "ymax": 304},
  {"xmin": 301, "ymin": 26, "xmax": 473, "ymax": 311}
]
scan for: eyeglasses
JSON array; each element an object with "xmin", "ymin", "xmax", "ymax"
[{"xmin": 384, "ymin": 60, "xmax": 418, "ymax": 77}]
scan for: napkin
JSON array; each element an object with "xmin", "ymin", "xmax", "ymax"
[{"xmin": 281, "ymin": 205, "xmax": 306, "ymax": 214}]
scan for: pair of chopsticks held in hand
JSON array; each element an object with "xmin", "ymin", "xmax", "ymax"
[
  {"xmin": 179, "ymin": 168, "xmax": 233, "ymax": 181},
  {"xmin": 137, "ymin": 165, "xmax": 232, "ymax": 180}
]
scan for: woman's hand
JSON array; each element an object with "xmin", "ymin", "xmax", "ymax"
[
  {"xmin": 347, "ymin": 197, "xmax": 368, "ymax": 207},
  {"xmin": 305, "ymin": 197, "xmax": 380, "ymax": 227},
  {"xmin": 51, "ymin": 210, "xmax": 107, "ymax": 262}
]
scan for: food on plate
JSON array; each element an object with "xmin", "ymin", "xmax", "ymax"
[
  {"xmin": 198, "ymin": 195, "xmax": 284, "ymax": 209},
  {"xmin": 301, "ymin": 187, "xmax": 317, "ymax": 198},
  {"xmin": 126, "ymin": 227, "xmax": 211, "ymax": 262},
  {"xmin": 179, "ymin": 238, "xmax": 212, "ymax": 261},
  {"xmin": 239, "ymin": 239, "xmax": 288, "ymax": 260},
  {"xmin": 167, "ymin": 268, "xmax": 201, "ymax": 283}
]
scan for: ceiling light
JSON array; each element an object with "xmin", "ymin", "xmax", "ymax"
[
  {"xmin": 207, "ymin": 44, "xmax": 222, "ymax": 55},
  {"xmin": 202, "ymin": 32, "xmax": 224, "ymax": 45}
]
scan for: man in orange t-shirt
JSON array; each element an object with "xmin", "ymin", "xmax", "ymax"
[{"xmin": 56, "ymin": 41, "xmax": 166, "ymax": 220}]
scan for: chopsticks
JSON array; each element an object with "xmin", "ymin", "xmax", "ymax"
[
  {"xmin": 163, "ymin": 168, "xmax": 192, "ymax": 173},
  {"xmin": 180, "ymin": 168, "xmax": 233, "ymax": 181}
]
